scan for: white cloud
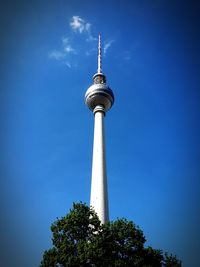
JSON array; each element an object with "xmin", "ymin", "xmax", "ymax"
[
  {"xmin": 62, "ymin": 37, "xmax": 69, "ymax": 45},
  {"xmin": 49, "ymin": 36, "xmax": 76, "ymax": 62},
  {"xmin": 86, "ymin": 34, "xmax": 97, "ymax": 42},
  {"xmin": 49, "ymin": 50, "xmax": 65, "ymax": 60},
  {"xmin": 49, "ymin": 16, "xmax": 115, "ymax": 69},
  {"xmin": 49, "ymin": 51, "xmax": 72, "ymax": 69},
  {"xmin": 63, "ymin": 45, "xmax": 75, "ymax": 53},
  {"xmin": 70, "ymin": 16, "xmax": 97, "ymax": 42},
  {"xmin": 85, "ymin": 22, "xmax": 91, "ymax": 32},
  {"xmin": 70, "ymin": 16, "xmax": 88, "ymax": 33},
  {"xmin": 62, "ymin": 37, "xmax": 76, "ymax": 54},
  {"xmin": 103, "ymin": 40, "xmax": 114, "ymax": 55},
  {"xmin": 85, "ymin": 47, "xmax": 96, "ymax": 56},
  {"xmin": 65, "ymin": 61, "xmax": 71, "ymax": 68}
]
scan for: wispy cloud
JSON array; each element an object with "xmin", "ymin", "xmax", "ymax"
[
  {"xmin": 70, "ymin": 16, "xmax": 97, "ymax": 42},
  {"xmin": 103, "ymin": 40, "xmax": 114, "ymax": 55},
  {"xmin": 62, "ymin": 37, "xmax": 76, "ymax": 54},
  {"xmin": 65, "ymin": 61, "xmax": 71, "ymax": 68},
  {"xmin": 49, "ymin": 50, "xmax": 65, "ymax": 60},
  {"xmin": 85, "ymin": 48, "xmax": 96, "ymax": 56},
  {"xmin": 49, "ymin": 37, "xmax": 76, "ymax": 62},
  {"xmin": 70, "ymin": 16, "xmax": 90, "ymax": 34},
  {"xmin": 49, "ymin": 37, "xmax": 76, "ymax": 68},
  {"xmin": 49, "ymin": 15, "xmax": 114, "ymax": 68}
]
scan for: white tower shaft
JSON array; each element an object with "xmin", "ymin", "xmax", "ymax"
[{"xmin": 90, "ymin": 105, "xmax": 109, "ymax": 224}]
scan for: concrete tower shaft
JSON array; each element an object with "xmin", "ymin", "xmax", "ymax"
[{"xmin": 90, "ymin": 105, "xmax": 109, "ymax": 223}]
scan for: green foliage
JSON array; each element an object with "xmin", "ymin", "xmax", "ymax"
[
  {"xmin": 163, "ymin": 253, "xmax": 182, "ymax": 267},
  {"xmin": 40, "ymin": 202, "xmax": 181, "ymax": 267}
]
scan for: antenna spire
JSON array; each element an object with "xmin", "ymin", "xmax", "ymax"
[
  {"xmin": 97, "ymin": 34, "xmax": 102, "ymax": 73},
  {"xmin": 93, "ymin": 34, "xmax": 106, "ymax": 84}
]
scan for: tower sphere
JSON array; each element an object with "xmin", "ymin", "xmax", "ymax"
[{"xmin": 85, "ymin": 73, "xmax": 114, "ymax": 113}]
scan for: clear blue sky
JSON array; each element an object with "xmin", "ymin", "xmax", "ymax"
[{"xmin": 0, "ymin": 0, "xmax": 199, "ymax": 266}]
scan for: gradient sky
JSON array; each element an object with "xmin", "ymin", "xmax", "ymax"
[{"xmin": 0, "ymin": 0, "xmax": 199, "ymax": 266}]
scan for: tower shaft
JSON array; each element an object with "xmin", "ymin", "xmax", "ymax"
[{"xmin": 90, "ymin": 105, "xmax": 109, "ymax": 223}]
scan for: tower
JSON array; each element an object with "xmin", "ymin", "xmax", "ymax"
[{"xmin": 85, "ymin": 35, "xmax": 114, "ymax": 224}]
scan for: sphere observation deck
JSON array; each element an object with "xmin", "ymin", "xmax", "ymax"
[
  {"xmin": 85, "ymin": 73, "xmax": 114, "ymax": 113},
  {"xmin": 85, "ymin": 34, "xmax": 114, "ymax": 114}
]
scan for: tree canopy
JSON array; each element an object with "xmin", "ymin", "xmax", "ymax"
[{"xmin": 40, "ymin": 203, "xmax": 181, "ymax": 267}]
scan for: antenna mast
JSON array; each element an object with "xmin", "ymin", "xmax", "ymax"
[{"xmin": 97, "ymin": 34, "xmax": 102, "ymax": 73}]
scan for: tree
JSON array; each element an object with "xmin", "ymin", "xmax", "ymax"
[{"xmin": 40, "ymin": 203, "xmax": 181, "ymax": 267}]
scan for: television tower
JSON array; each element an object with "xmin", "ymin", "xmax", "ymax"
[{"xmin": 85, "ymin": 34, "xmax": 114, "ymax": 224}]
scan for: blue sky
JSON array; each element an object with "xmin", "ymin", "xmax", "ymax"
[{"xmin": 0, "ymin": 0, "xmax": 199, "ymax": 266}]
